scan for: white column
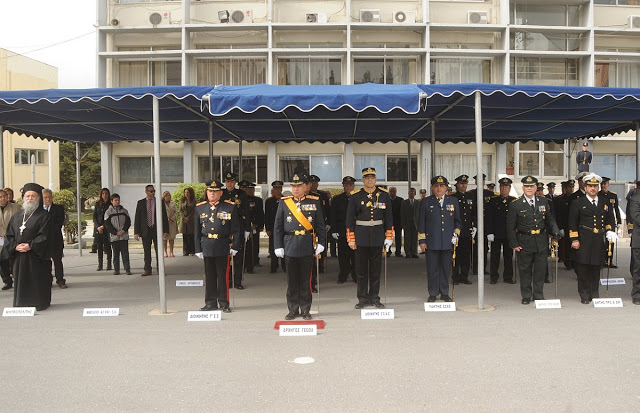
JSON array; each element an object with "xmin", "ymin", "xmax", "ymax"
[
  {"xmin": 48, "ymin": 141, "xmax": 54, "ymax": 190},
  {"xmin": 344, "ymin": 143, "xmax": 354, "ymax": 177},
  {"xmin": 153, "ymin": 97, "xmax": 167, "ymax": 314},
  {"xmin": 420, "ymin": 140, "xmax": 431, "ymax": 190},
  {"xmin": 100, "ymin": 142, "xmax": 113, "ymax": 189},
  {"xmin": 183, "ymin": 141, "xmax": 193, "ymax": 183},
  {"xmin": 267, "ymin": 142, "xmax": 277, "ymax": 183},
  {"xmin": 474, "ymin": 92, "xmax": 485, "ymax": 310},
  {"xmin": 76, "ymin": 143, "xmax": 83, "ymax": 256},
  {"xmin": 495, "ymin": 142, "xmax": 507, "ymax": 183}
]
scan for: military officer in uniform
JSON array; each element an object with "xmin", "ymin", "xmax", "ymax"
[
  {"xmin": 470, "ymin": 174, "xmax": 494, "ymax": 276},
  {"xmin": 239, "ymin": 180, "xmax": 264, "ymax": 273},
  {"xmin": 273, "ymin": 173, "xmax": 325, "ymax": 320},
  {"xmin": 309, "ymin": 175, "xmax": 330, "ymax": 291},
  {"xmin": 220, "ymin": 172, "xmax": 251, "ymax": 289},
  {"xmin": 599, "ymin": 176, "xmax": 621, "ymax": 268},
  {"xmin": 450, "ymin": 175, "xmax": 474, "ymax": 285},
  {"xmin": 568, "ymin": 172, "xmax": 587, "ymax": 205},
  {"xmin": 486, "ymin": 177, "xmax": 516, "ymax": 284},
  {"xmin": 507, "ymin": 176, "xmax": 561, "ymax": 304},
  {"xmin": 545, "ymin": 182, "xmax": 556, "ymax": 200},
  {"xmin": 418, "ymin": 175, "xmax": 461, "ymax": 302},
  {"xmin": 554, "ymin": 179, "xmax": 575, "ymax": 269},
  {"xmin": 330, "ymin": 176, "xmax": 356, "ymax": 284},
  {"xmin": 569, "ymin": 174, "xmax": 617, "ymax": 303},
  {"xmin": 265, "ymin": 180, "xmax": 286, "ymax": 273},
  {"xmin": 346, "ymin": 167, "xmax": 393, "ymax": 309},
  {"xmin": 194, "ymin": 181, "xmax": 241, "ymax": 312},
  {"xmin": 576, "ymin": 142, "xmax": 592, "ymax": 173}
]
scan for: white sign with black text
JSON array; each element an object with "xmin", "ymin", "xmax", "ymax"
[
  {"xmin": 3, "ymin": 307, "xmax": 36, "ymax": 317},
  {"xmin": 187, "ymin": 311, "xmax": 221, "ymax": 321},
  {"xmin": 361, "ymin": 309, "xmax": 395, "ymax": 319},
  {"xmin": 424, "ymin": 302, "xmax": 456, "ymax": 312},
  {"xmin": 83, "ymin": 308, "xmax": 120, "ymax": 317},
  {"xmin": 279, "ymin": 325, "xmax": 317, "ymax": 336},
  {"xmin": 535, "ymin": 300, "xmax": 561, "ymax": 310},
  {"xmin": 592, "ymin": 298, "xmax": 623, "ymax": 308},
  {"xmin": 176, "ymin": 280, "xmax": 204, "ymax": 287},
  {"xmin": 600, "ymin": 278, "xmax": 626, "ymax": 286}
]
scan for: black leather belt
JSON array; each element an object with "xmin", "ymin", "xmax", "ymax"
[
  {"xmin": 205, "ymin": 233, "xmax": 228, "ymax": 239},
  {"xmin": 580, "ymin": 225, "xmax": 604, "ymax": 234},
  {"xmin": 517, "ymin": 229, "xmax": 545, "ymax": 235},
  {"xmin": 285, "ymin": 230, "xmax": 308, "ymax": 236}
]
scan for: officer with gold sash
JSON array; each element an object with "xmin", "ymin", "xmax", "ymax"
[
  {"xmin": 346, "ymin": 167, "xmax": 393, "ymax": 309},
  {"xmin": 194, "ymin": 180, "xmax": 241, "ymax": 312},
  {"xmin": 273, "ymin": 173, "xmax": 325, "ymax": 320}
]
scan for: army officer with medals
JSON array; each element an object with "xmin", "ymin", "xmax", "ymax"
[
  {"xmin": 194, "ymin": 180, "xmax": 241, "ymax": 313},
  {"xmin": 418, "ymin": 175, "xmax": 461, "ymax": 302},
  {"xmin": 273, "ymin": 173, "xmax": 326, "ymax": 320}
]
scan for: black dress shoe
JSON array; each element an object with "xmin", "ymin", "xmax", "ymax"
[
  {"xmin": 126, "ymin": 270, "xmax": 133, "ymax": 275},
  {"xmin": 302, "ymin": 312, "xmax": 312, "ymax": 320},
  {"xmin": 36, "ymin": 305, "xmax": 49, "ymax": 311},
  {"xmin": 96, "ymin": 266, "xmax": 103, "ymax": 271},
  {"xmin": 544, "ymin": 279, "xmax": 551, "ymax": 284},
  {"xmin": 395, "ymin": 254, "xmax": 403, "ymax": 258},
  {"xmin": 337, "ymin": 280, "xmax": 345, "ymax": 284},
  {"xmin": 581, "ymin": 299, "xmax": 590, "ymax": 304},
  {"xmin": 461, "ymin": 279, "xmax": 472, "ymax": 285},
  {"xmin": 285, "ymin": 312, "xmax": 296, "ymax": 320},
  {"xmin": 113, "ymin": 271, "xmax": 120, "ymax": 275},
  {"xmin": 57, "ymin": 282, "xmax": 68, "ymax": 289},
  {"xmin": 355, "ymin": 302, "xmax": 367, "ymax": 309},
  {"xmin": 1, "ymin": 282, "xmax": 13, "ymax": 291},
  {"xmin": 221, "ymin": 306, "xmax": 232, "ymax": 313},
  {"xmin": 235, "ymin": 284, "xmax": 244, "ymax": 290},
  {"xmin": 504, "ymin": 279, "xmax": 516, "ymax": 284},
  {"xmin": 373, "ymin": 301, "xmax": 385, "ymax": 308},
  {"xmin": 312, "ymin": 287, "xmax": 318, "ymax": 293},
  {"xmin": 633, "ymin": 298, "xmax": 640, "ymax": 305},
  {"xmin": 441, "ymin": 295, "xmax": 453, "ymax": 302},
  {"xmin": 411, "ymin": 254, "xmax": 419, "ymax": 258},
  {"xmin": 200, "ymin": 304, "xmax": 218, "ymax": 311},
  {"xmin": 489, "ymin": 280, "xmax": 497, "ymax": 284},
  {"xmin": 609, "ymin": 264, "xmax": 618, "ymax": 269},
  {"xmin": 427, "ymin": 296, "xmax": 437, "ymax": 302},
  {"xmin": 521, "ymin": 298, "xmax": 531, "ymax": 305}
]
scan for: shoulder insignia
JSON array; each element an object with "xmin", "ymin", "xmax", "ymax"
[
  {"xmin": 350, "ymin": 189, "xmax": 361, "ymax": 195},
  {"xmin": 224, "ymin": 200, "xmax": 235, "ymax": 205},
  {"xmin": 610, "ymin": 191, "xmax": 617, "ymax": 195},
  {"xmin": 306, "ymin": 195, "xmax": 320, "ymax": 200},
  {"xmin": 377, "ymin": 186, "xmax": 389, "ymax": 193},
  {"xmin": 282, "ymin": 196, "xmax": 292, "ymax": 200},
  {"xmin": 196, "ymin": 201, "xmax": 206, "ymax": 206}
]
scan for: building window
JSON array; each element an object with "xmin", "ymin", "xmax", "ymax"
[
  {"xmin": 354, "ymin": 155, "xmax": 418, "ymax": 182},
  {"xmin": 280, "ymin": 156, "xmax": 310, "ymax": 182},
  {"xmin": 516, "ymin": 142, "xmax": 566, "ymax": 177},
  {"xmin": 511, "ymin": 4, "xmax": 581, "ymax": 27},
  {"xmin": 354, "ymin": 155, "xmax": 386, "ymax": 180},
  {"xmin": 197, "ymin": 156, "xmax": 267, "ymax": 184},
  {"xmin": 14, "ymin": 149, "xmax": 46, "ymax": 165},
  {"xmin": 353, "ymin": 58, "xmax": 417, "ymax": 84},
  {"xmin": 279, "ymin": 155, "xmax": 343, "ymax": 182},
  {"xmin": 430, "ymin": 58, "xmax": 491, "ymax": 83},
  {"xmin": 595, "ymin": 0, "xmax": 640, "ymax": 5},
  {"xmin": 592, "ymin": 155, "xmax": 615, "ymax": 179},
  {"xmin": 511, "ymin": 57, "xmax": 579, "ymax": 86},
  {"xmin": 511, "ymin": 32, "xmax": 581, "ymax": 52},
  {"xmin": 277, "ymin": 58, "xmax": 341, "ymax": 85},
  {"xmin": 196, "ymin": 58, "xmax": 267, "ymax": 86},
  {"xmin": 118, "ymin": 60, "xmax": 181, "ymax": 86},
  {"xmin": 518, "ymin": 141, "xmax": 540, "ymax": 176},
  {"xmin": 593, "ymin": 154, "xmax": 637, "ymax": 182},
  {"xmin": 435, "ymin": 154, "xmax": 492, "ymax": 184},
  {"xmin": 119, "ymin": 157, "xmax": 183, "ymax": 184},
  {"xmin": 543, "ymin": 142, "xmax": 565, "ymax": 176},
  {"xmin": 595, "ymin": 61, "xmax": 640, "ymax": 88}
]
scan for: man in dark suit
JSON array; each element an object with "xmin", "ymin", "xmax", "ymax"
[
  {"xmin": 486, "ymin": 178, "xmax": 516, "ymax": 284},
  {"xmin": 265, "ymin": 181, "xmax": 285, "ymax": 273},
  {"xmin": 568, "ymin": 173, "xmax": 616, "ymax": 304},
  {"xmin": 134, "ymin": 184, "xmax": 169, "ymax": 276},
  {"xmin": 450, "ymin": 175, "xmax": 474, "ymax": 284},
  {"xmin": 389, "ymin": 187, "xmax": 404, "ymax": 257},
  {"xmin": 401, "ymin": 187, "xmax": 420, "ymax": 258},
  {"xmin": 418, "ymin": 175, "xmax": 461, "ymax": 302},
  {"xmin": 42, "ymin": 189, "xmax": 67, "ymax": 288},
  {"xmin": 221, "ymin": 172, "xmax": 250, "ymax": 289},
  {"xmin": 627, "ymin": 190, "xmax": 640, "ymax": 305},
  {"xmin": 239, "ymin": 180, "xmax": 264, "ymax": 273},
  {"xmin": 507, "ymin": 176, "xmax": 561, "ymax": 304},
  {"xmin": 554, "ymin": 179, "xmax": 575, "ymax": 269},
  {"xmin": 598, "ymin": 176, "xmax": 621, "ymax": 268},
  {"xmin": 330, "ymin": 176, "xmax": 356, "ymax": 283}
]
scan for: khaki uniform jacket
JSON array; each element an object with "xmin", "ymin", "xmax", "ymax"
[{"xmin": 0, "ymin": 203, "xmax": 22, "ymax": 254}]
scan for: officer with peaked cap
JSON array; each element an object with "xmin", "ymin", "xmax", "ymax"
[
  {"xmin": 545, "ymin": 182, "xmax": 556, "ymax": 200},
  {"xmin": 554, "ymin": 179, "xmax": 575, "ymax": 269},
  {"xmin": 220, "ymin": 172, "xmax": 251, "ymax": 289},
  {"xmin": 470, "ymin": 173, "xmax": 495, "ymax": 276},
  {"xmin": 507, "ymin": 175, "xmax": 561, "ymax": 304},
  {"xmin": 598, "ymin": 176, "xmax": 621, "ymax": 268},
  {"xmin": 330, "ymin": 176, "xmax": 357, "ymax": 284},
  {"xmin": 418, "ymin": 175, "xmax": 461, "ymax": 302},
  {"xmin": 273, "ymin": 173, "xmax": 325, "ymax": 320},
  {"xmin": 450, "ymin": 174, "xmax": 474, "ymax": 284},
  {"xmin": 486, "ymin": 177, "xmax": 516, "ymax": 284},
  {"xmin": 568, "ymin": 173, "xmax": 616, "ymax": 303},
  {"xmin": 265, "ymin": 180, "xmax": 286, "ymax": 273},
  {"xmin": 308, "ymin": 174, "xmax": 330, "ymax": 291},
  {"xmin": 346, "ymin": 167, "xmax": 393, "ymax": 309},
  {"xmin": 239, "ymin": 180, "xmax": 264, "ymax": 273},
  {"xmin": 576, "ymin": 142, "xmax": 592, "ymax": 173},
  {"xmin": 194, "ymin": 180, "xmax": 241, "ymax": 312}
]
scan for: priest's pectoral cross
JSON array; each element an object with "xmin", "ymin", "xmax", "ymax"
[{"xmin": 19, "ymin": 223, "xmax": 26, "ymax": 235}]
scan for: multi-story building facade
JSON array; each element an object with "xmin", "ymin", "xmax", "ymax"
[
  {"xmin": 95, "ymin": 0, "xmax": 639, "ymax": 211},
  {"xmin": 0, "ymin": 48, "xmax": 60, "ymax": 192}
]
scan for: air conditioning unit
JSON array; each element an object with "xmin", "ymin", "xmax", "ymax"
[
  {"xmin": 629, "ymin": 15, "xmax": 640, "ymax": 30},
  {"xmin": 230, "ymin": 9, "xmax": 253, "ymax": 24},
  {"xmin": 149, "ymin": 12, "xmax": 170, "ymax": 26},
  {"xmin": 467, "ymin": 11, "xmax": 488, "ymax": 24},
  {"xmin": 306, "ymin": 13, "xmax": 327, "ymax": 24},
  {"xmin": 360, "ymin": 9, "xmax": 380, "ymax": 23},
  {"xmin": 393, "ymin": 10, "xmax": 416, "ymax": 24}
]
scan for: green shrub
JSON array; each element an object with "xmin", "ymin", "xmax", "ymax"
[
  {"xmin": 172, "ymin": 183, "xmax": 207, "ymax": 223},
  {"xmin": 53, "ymin": 189, "xmax": 76, "ymax": 211},
  {"xmin": 64, "ymin": 217, "xmax": 87, "ymax": 244}
]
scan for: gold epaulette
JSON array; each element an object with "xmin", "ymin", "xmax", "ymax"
[
  {"xmin": 610, "ymin": 191, "xmax": 617, "ymax": 195},
  {"xmin": 377, "ymin": 186, "xmax": 389, "ymax": 193},
  {"xmin": 224, "ymin": 200, "xmax": 235, "ymax": 205},
  {"xmin": 454, "ymin": 228, "xmax": 461, "ymax": 235},
  {"xmin": 418, "ymin": 233, "xmax": 426, "ymax": 241},
  {"xmin": 350, "ymin": 189, "xmax": 361, "ymax": 195},
  {"xmin": 306, "ymin": 195, "xmax": 319, "ymax": 200},
  {"xmin": 569, "ymin": 230, "xmax": 579, "ymax": 238},
  {"xmin": 196, "ymin": 201, "xmax": 206, "ymax": 206},
  {"xmin": 512, "ymin": 197, "xmax": 522, "ymax": 203}
]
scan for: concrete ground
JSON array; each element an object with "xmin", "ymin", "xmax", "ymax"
[{"xmin": 1, "ymin": 241, "xmax": 639, "ymax": 412}]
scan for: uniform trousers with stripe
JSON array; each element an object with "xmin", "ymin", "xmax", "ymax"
[
  {"xmin": 426, "ymin": 249, "xmax": 452, "ymax": 297},
  {"xmin": 204, "ymin": 256, "xmax": 229, "ymax": 307},
  {"xmin": 355, "ymin": 246, "xmax": 382, "ymax": 303}
]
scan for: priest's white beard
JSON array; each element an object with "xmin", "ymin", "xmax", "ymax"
[{"xmin": 22, "ymin": 199, "xmax": 38, "ymax": 216}]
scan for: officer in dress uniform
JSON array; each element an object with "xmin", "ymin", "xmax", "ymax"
[
  {"xmin": 265, "ymin": 180, "xmax": 286, "ymax": 273},
  {"xmin": 569, "ymin": 173, "xmax": 617, "ymax": 303},
  {"xmin": 450, "ymin": 175, "xmax": 474, "ymax": 285},
  {"xmin": 553, "ymin": 179, "xmax": 575, "ymax": 269},
  {"xmin": 194, "ymin": 181, "xmax": 241, "ymax": 312},
  {"xmin": 273, "ymin": 173, "xmax": 325, "ymax": 320},
  {"xmin": 545, "ymin": 182, "xmax": 556, "ymax": 200},
  {"xmin": 486, "ymin": 177, "xmax": 516, "ymax": 284},
  {"xmin": 576, "ymin": 142, "xmax": 593, "ymax": 173},
  {"xmin": 220, "ymin": 172, "xmax": 251, "ymax": 289},
  {"xmin": 239, "ymin": 180, "xmax": 264, "ymax": 273},
  {"xmin": 599, "ymin": 176, "xmax": 621, "ymax": 268},
  {"xmin": 346, "ymin": 167, "xmax": 393, "ymax": 309},
  {"xmin": 470, "ymin": 174, "xmax": 495, "ymax": 276},
  {"xmin": 330, "ymin": 176, "xmax": 357, "ymax": 284},
  {"xmin": 418, "ymin": 175, "xmax": 461, "ymax": 302},
  {"xmin": 308, "ymin": 175, "xmax": 330, "ymax": 281},
  {"xmin": 536, "ymin": 182, "xmax": 553, "ymax": 283},
  {"xmin": 507, "ymin": 176, "xmax": 561, "ymax": 305}
]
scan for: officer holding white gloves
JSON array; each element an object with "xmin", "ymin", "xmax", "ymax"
[
  {"xmin": 273, "ymin": 173, "xmax": 326, "ymax": 320},
  {"xmin": 194, "ymin": 180, "xmax": 241, "ymax": 313}
]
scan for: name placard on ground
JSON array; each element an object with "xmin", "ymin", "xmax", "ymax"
[
  {"xmin": 535, "ymin": 300, "xmax": 561, "ymax": 309},
  {"xmin": 3, "ymin": 307, "xmax": 35, "ymax": 317},
  {"xmin": 424, "ymin": 302, "xmax": 456, "ymax": 312},
  {"xmin": 187, "ymin": 311, "xmax": 221, "ymax": 321},
  {"xmin": 592, "ymin": 298, "xmax": 623, "ymax": 308},
  {"xmin": 600, "ymin": 278, "xmax": 626, "ymax": 286},
  {"xmin": 361, "ymin": 309, "xmax": 395, "ymax": 319},
  {"xmin": 83, "ymin": 308, "xmax": 120, "ymax": 317},
  {"xmin": 176, "ymin": 280, "xmax": 204, "ymax": 287},
  {"xmin": 279, "ymin": 324, "xmax": 317, "ymax": 336}
]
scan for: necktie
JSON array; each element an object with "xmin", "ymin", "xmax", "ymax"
[
  {"xmin": 410, "ymin": 199, "xmax": 414, "ymax": 206},
  {"xmin": 438, "ymin": 197, "xmax": 443, "ymax": 208},
  {"xmin": 592, "ymin": 200, "xmax": 597, "ymax": 207},
  {"xmin": 529, "ymin": 199, "xmax": 534, "ymax": 209},
  {"xmin": 147, "ymin": 198, "xmax": 154, "ymax": 227}
]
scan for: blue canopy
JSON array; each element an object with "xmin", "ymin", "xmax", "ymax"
[{"xmin": 1, "ymin": 83, "xmax": 640, "ymax": 143}]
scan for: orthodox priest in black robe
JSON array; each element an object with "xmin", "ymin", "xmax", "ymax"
[{"xmin": 4, "ymin": 183, "xmax": 51, "ymax": 311}]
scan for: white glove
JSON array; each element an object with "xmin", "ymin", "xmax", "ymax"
[
  {"xmin": 606, "ymin": 231, "xmax": 618, "ymax": 243},
  {"xmin": 315, "ymin": 244, "xmax": 325, "ymax": 256},
  {"xmin": 252, "ymin": 229, "xmax": 256, "ymax": 234},
  {"xmin": 451, "ymin": 235, "xmax": 458, "ymax": 245},
  {"xmin": 487, "ymin": 234, "xmax": 495, "ymax": 242},
  {"xmin": 325, "ymin": 225, "xmax": 331, "ymax": 233},
  {"xmin": 244, "ymin": 231, "xmax": 251, "ymax": 239},
  {"xmin": 471, "ymin": 227, "xmax": 477, "ymax": 239},
  {"xmin": 230, "ymin": 249, "xmax": 238, "ymax": 257},
  {"xmin": 332, "ymin": 233, "xmax": 339, "ymax": 240},
  {"xmin": 383, "ymin": 239, "xmax": 393, "ymax": 252},
  {"xmin": 195, "ymin": 252, "xmax": 204, "ymax": 259},
  {"xmin": 275, "ymin": 248, "xmax": 284, "ymax": 258}
]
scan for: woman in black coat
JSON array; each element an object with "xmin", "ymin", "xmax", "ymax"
[
  {"xmin": 93, "ymin": 188, "xmax": 112, "ymax": 271},
  {"xmin": 180, "ymin": 187, "xmax": 196, "ymax": 256}
]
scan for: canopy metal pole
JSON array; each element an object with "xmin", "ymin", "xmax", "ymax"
[
  {"xmin": 238, "ymin": 140, "xmax": 243, "ymax": 180},
  {"xmin": 407, "ymin": 138, "xmax": 411, "ymax": 192},
  {"xmin": 48, "ymin": 141, "xmax": 54, "ymax": 190},
  {"xmin": 31, "ymin": 154, "xmax": 36, "ymax": 182},
  {"xmin": 0, "ymin": 125, "xmax": 4, "ymax": 189},
  {"xmin": 208, "ymin": 122, "xmax": 214, "ymax": 181},
  {"xmin": 75, "ymin": 143, "xmax": 82, "ymax": 256},
  {"xmin": 475, "ymin": 91, "xmax": 485, "ymax": 310},
  {"xmin": 431, "ymin": 122, "xmax": 436, "ymax": 177},
  {"xmin": 636, "ymin": 123, "xmax": 640, "ymax": 181},
  {"xmin": 153, "ymin": 97, "xmax": 167, "ymax": 314}
]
